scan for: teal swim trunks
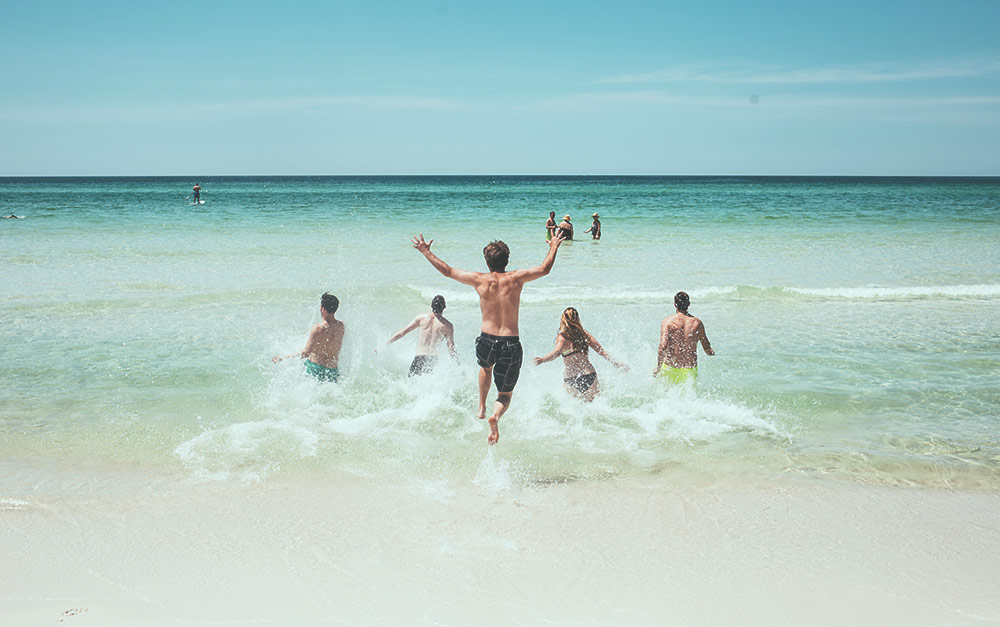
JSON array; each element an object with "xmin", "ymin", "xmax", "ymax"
[{"xmin": 305, "ymin": 359, "xmax": 340, "ymax": 383}]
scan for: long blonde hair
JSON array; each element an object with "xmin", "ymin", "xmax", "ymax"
[{"xmin": 559, "ymin": 307, "xmax": 589, "ymax": 350}]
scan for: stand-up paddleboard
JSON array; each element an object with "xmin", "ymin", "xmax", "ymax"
[{"xmin": 190, "ymin": 200, "xmax": 205, "ymax": 205}]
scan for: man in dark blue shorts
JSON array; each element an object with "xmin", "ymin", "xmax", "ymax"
[{"xmin": 412, "ymin": 231, "xmax": 565, "ymax": 444}]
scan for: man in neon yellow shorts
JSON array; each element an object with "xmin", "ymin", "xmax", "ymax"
[
  {"xmin": 656, "ymin": 291, "xmax": 714, "ymax": 383},
  {"xmin": 273, "ymin": 292, "xmax": 345, "ymax": 383}
]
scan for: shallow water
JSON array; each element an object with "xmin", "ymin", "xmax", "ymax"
[{"xmin": 2, "ymin": 176, "xmax": 999, "ymax": 489}]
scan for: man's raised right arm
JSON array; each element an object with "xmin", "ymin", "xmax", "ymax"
[
  {"xmin": 411, "ymin": 234, "xmax": 480, "ymax": 286},
  {"xmin": 517, "ymin": 232, "xmax": 565, "ymax": 283}
]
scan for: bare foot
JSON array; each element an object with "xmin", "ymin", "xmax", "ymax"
[
  {"xmin": 476, "ymin": 405, "xmax": 486, "ymax": 420},
  {"xmin": 487, "ymin": 417, "xmax": 499, "ymax": 445}
]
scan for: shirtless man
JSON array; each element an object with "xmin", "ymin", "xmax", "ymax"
[
  {"xmin": 273, "ymin": 292, "xmax": 345, "ymax": 382},
  {"xmin": 656, "ymin": 291, "xmax": 714, "ymax": 384},
  {"xmin": 192, "ymin": 183, "xmax": 201, "ymax": 203},
  {"xmin": 378, "ymin": 295, "xmax": 458, "ymax": 376},
  {"xmin": 412, "ymin": 232, "xmax": 565, "ymax": 444},
  {"xmin": 545, "ymin": 211, "xmax": 557, "ymax": 241}
]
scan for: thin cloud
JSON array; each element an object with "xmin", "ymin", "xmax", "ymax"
[
  {"xmin": 600, "ymin": 57, "xmax": 1000, "ymax": 85},
  {"xmin": 0, "ymin": 95, "xmax": 469, "ymax": 122},
  {"xmin": 528, "ymin": 91, "xmax": 1000, "ymax": 111}
]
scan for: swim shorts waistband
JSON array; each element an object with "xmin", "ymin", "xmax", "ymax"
[
  {"xmin": 658, "ymin": 364, "xmax": 697, "ymax": 383},
  {"xmin": 478, "ymin": 332, "xmax": 519, "ymax": 341}
]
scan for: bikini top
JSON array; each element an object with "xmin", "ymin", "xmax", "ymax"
[{"xmin": 560, "ymin": 338, "xmax": 589, "ymax": 358}]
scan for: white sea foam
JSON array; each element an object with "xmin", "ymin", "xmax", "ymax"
[
  {"xmin": 413, "ymin": 283, "xmax": 1000, "ymax": 304},
  {"xmin": 412, "ymin": 284, "xmax": 741, "ymax": 305},
  {"xmin": 785, "ymin": 284, "xmax": 1000, "ymax": 299},
  {"xmin": 473, "ymin": 448, "xmax": 520, "ymax": 495},
  {"xmin": 173, "ymin": 355, "xmax": 790, "ymax": 484},
  {"xmin": 174, "ymin": 419, "xmax": 321, "ymax": 483}
]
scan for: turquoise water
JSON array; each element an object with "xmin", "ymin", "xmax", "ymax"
[{"xmin": 2, "ymin": 176, "xmax": 999, "ymax": 488}]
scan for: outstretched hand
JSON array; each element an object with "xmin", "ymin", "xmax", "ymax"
[
  {"xmin": 411, "ymin": 233, "xmax": 433, "ymax": 253},
  {"xmin": 549, "ymin": 231, "xmax": 566, "ymax": 248}
]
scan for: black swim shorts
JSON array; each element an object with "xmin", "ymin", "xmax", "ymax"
[
  {"xmin": 474, "ymin": 333, "xmax": 523, "ymax": 394},
  {"xmin": 408, "ymin": 355, "xmax": 437, "ymax": 377}
]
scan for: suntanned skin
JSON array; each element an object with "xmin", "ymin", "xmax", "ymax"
[
  {"xmin": 534, "ymin": 331, "xmax": 628, "ymax": 402},
  {"xmin": 545, "ymin": 212, "xmax": 557, "ymax": 240},
  {"xmin": 656, "ymin": 308, "xmax": 714, "ymax": 373},
  {"xmin": 412, "ymin": 232, "xmax": 565, "ymax": 444},
  {"xmin": 379, "ymin": 310, "xmax": 457, "ymax": 359},
  {"xmin": 273, "ymin": 306, "xmax": 345, "ymax": 368}
]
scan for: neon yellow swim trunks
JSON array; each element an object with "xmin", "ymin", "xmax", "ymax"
[
  {"xmin": 305, "ymin": 359, "xmax": 340, "ymax": 383},
  {"xmin": 658, "ymin": 364, "xmax": 697, "ymax": 384}
]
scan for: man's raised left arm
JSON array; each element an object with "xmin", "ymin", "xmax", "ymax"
[{"xmin": 412, "ymin": 234, "xmax": 480, "ymax": 286}]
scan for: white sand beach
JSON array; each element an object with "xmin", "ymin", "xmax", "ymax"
[{"xmin": 3, "ymin": 463, "xmax": 998, "ymax": 626}]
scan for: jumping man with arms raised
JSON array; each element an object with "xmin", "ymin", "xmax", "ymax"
[{"xmin": 412, "ymin": 232, "xmax": 565, "ymax": 444}]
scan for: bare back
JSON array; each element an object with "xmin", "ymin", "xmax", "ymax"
[
  {"xmin": 473, "ymin": 272, "xmax": 527, "ymax": 336},
  {"xmin": 660, "ymin": 313, "xmax": 710, "ymax": 369},
  {"xmin": 304, "ymin": 319, "xmax": 345, "ymax": 368},
  {"xmin": 414, "ymin": 313, "xmax": 454, "ymax": 356}
]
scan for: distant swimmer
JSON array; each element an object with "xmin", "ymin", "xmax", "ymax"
[
  {"xmin": 412, "ymin": 231, "xmax": 565, "ymax": 444},
  {"xmin": 273, "ymin": 292, "xmax": 345, "ymax": 382},
  {"xmin": 545, "ymin": 211, "xmax": 557, "ymax": 241},
  {"xmin": 656, "ymin": 291, "xmax": 714, "ymax": 383},
  {"xmin": 585, "ymin": 213, "xmax": 601, "ymax": 240},
  {"xmin": 377, "ymin": 295, "xmax": 458, "ymax": 376},
  {"xmin": 533, "ymin": 307, "xmax": 628, "ymax": 402},
  {"xmin": 2, "ymin": 214, "xmax": 22, "ymax": 219},
  {"xmin": 557, "ymin": 214, "xmax": 574, "ymax": 240}
]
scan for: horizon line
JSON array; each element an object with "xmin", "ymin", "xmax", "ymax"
[{"xmin": 2, "ymin": 173, "xmax": 999, "ymax": 179}]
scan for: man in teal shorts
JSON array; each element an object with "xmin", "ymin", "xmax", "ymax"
[
  {"xmin": 656, "ymin": 291, "xmax": 714, "ymax": 383},
  {"xmin": 273, "ymin": 292, "xmax": 345, "ymax": 382}
]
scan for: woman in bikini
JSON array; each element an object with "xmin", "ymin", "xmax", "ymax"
[{"xmin": 533, "ymin": 307, "xmax": 628, "ymax": 402}]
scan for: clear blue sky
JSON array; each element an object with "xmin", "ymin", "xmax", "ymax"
[{"xmin": 2, "ymin": 0, "xmax": 999, "ymax": 175}]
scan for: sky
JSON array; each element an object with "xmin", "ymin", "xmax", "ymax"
[{"xmin": 2, "ymin": 0, "xmax": 999, "ymax": 175}]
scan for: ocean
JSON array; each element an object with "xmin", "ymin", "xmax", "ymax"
[
  {"xmin": 2, "ymin": 175, "xmax": 998, "ymax": 489},
  {"xmin": 4, "ymin": 176, "xmax": 1000, "ymax": 625}
]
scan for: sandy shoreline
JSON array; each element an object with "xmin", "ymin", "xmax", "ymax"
[{"xmin": 2, "ymin": 466, "xmax": 999, "ymax": 626}]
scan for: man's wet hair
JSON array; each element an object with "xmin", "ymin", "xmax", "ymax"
[
  {"xmin": 321, "ymin": 292, "xmax": 339, "ymax": 314},
  {"xmin": 431, "ymin": 294, "xmax": 446, "ymax": 313},
  {"xmin": 674, "ymin": 291, "xmax": 690, "ymax": 314},
  {"xmin": 483, "ymin": 240, "xmax": 510, "ymax": 272}
]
